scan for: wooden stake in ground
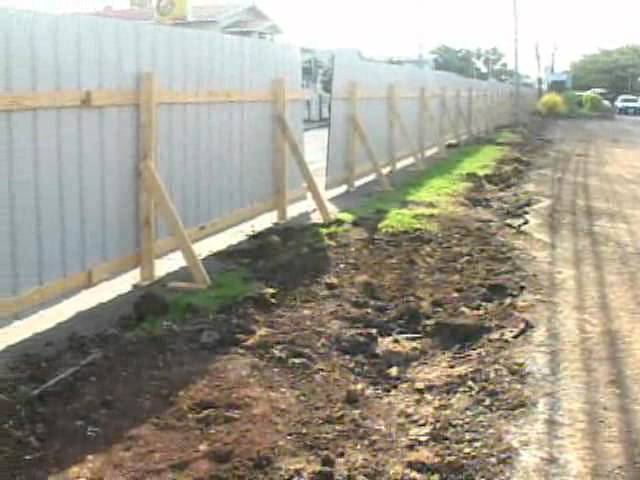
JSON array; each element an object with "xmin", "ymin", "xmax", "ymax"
[
  {"xmin": 138, "ymin": 72, "xmax": 158, "ymax": 284},
  {"xmin": 387, "ymin": 84, "xmax": 397, "ymax": 172},
  {"xmin": 347, "ymin": 82, "xmax": 359, "ymax": 190},
  {"xmin": 273, "ymin": 78, "xmax": 288, "ymax": 222},
  {"xmin": 418, "ymin": 87, "xmax": 428, "ymax": 166}
]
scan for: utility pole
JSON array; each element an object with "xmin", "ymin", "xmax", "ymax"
[
  {"xmin": 513, "ymin": 0, "xmax": 521, "ymax": 124},
  {"xmin": 535, "ymin": 42, "xmax": 543, "ymax": 98}
]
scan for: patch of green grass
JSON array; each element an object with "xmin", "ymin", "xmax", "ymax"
[
  {"xmin": 134, "ymin": 269, "xmax": 256, "ymax": 335},
  {"xmin": 169, "ymin": 269, "xmax": 256, "ymax": 319},
  {"xmin": 348, "ymin": 144, "xmax": 506, "ymax": 233},
  {"xmin": 493, "ymin": 129, "xmax": 523, "ymax": 145},
  {"xmin": 319, "ymin": 211, "xmax": 357, "ymax": 236}
]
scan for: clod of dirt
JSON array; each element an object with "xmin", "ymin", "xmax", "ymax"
[
  {"xmin": 200, "ymin": 330, "xmax": 221, "ymax": 348},
  {"xmin": 389, "ymin": 302, "xmax": 425, "ymax": 333},
  {"xmin": 132, "ymin": 292, "xmax": 169, "ymax": 321},
  {"xmin": 210, "ymin": 446, "xmax": 235, "ymax": 464},
  {"xmin": 324, "ymin": 276, "xmax": 339, "ymax": 290},
  {"xmin": 344, "ymin": 384, "xmax": 365, "ymax": 405},
  {"xmin": 480, "ymin": 282, "xmax": 513, "ymax": 303},
  {"xmin": 252, "ymin": 453, "xmax": 274, "ymax": 470},
  {"xmin": 427, "ymin": 319, "xmax": 493, "ymax": 349},
  {"xmin": 321, "ymin": 453, "xmax": 336, "ymax": 469},
  {"xmin": 335, "ymin": 329, "xmax": 378, "ymax": 356}
]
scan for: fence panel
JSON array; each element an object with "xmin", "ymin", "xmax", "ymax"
[
  {"xmin": 326, "ymin": 50, "xmax": 535, "ymax": 189},
  {"xmin": 0, "ymin": 9, "xmax": 304, "ymax": 319}
]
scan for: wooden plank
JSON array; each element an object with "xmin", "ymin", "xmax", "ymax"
[
  {"xmin": 387, "ymin": 84, "xmax": 397, "ymax": 172},
  {"xmin": 276, "ymin": 113, "xmax": 332, "ymax": 223},
  {"xmin": 159, "ymin": 89, "xmax": 306, "ymax": 104},
  {"xmin": 272, "ymin": 78, "xmax": 288, "ymax": 222},
  {"xmin": 86, "ymin": 90, "xmax": 138, "ymax": 107},
  {"xmin": 353, "ymin": 116, "xmax": 392, "ymax": 191},
  {"xmin": 467, "ymin": 87, "xmax": 474, "ymax": 137},
  {"xmin": 138, "ymin": 73, "xmax": 157, "ymax": 284},
  {"xmin": 438, "ymin": 88, "xmax": 448, "ymax": 153},
  {"xmin": 0, "ymin": 89, "xmax": 304, "ymax": 112},
  {"xmin": 418, "ymin": 87, "xmax": 427, "ymax": 166},
  {"xmin": 142, "ymin": 162, "xmax": 211, "ymax": 287},
  {"xmin": 347, "ymin": 82, "xmax": 359, "ymax": 190}
]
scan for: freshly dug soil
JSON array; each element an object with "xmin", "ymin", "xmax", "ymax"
[{"xmin": 1, "ymin": 133, "xmax": 543, "ymax": 479}]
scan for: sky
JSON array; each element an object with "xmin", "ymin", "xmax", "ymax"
[{"xmin": 1, "ymin": 0, "xmax": 639, "ymax": 76}]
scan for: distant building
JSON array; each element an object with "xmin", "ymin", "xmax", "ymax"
[
  {"xmin": 545, "ymin": 70, "xmax": 572, "ymax": 92},
  {"xmin": 90, "ymin": 1, "xmax": 282, "ymax": 41}
]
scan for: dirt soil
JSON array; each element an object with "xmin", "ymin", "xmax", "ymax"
[
  {"xmin": 512, "ymin": 118, "xmax": 640, "ymax": 479},
  {"xmin": 1, "ymin": 131, "xmax": 545, "ymax": 480}
]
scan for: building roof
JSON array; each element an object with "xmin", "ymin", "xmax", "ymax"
[{"xmin": 90, "ymin": 2, "xmax": 281, "ymax": 34}]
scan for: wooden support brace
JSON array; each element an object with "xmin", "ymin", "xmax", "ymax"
[
  {"xmin": 353, "ymin": 116, "xmax": 392, "ymax": 191},
  {"xmin": 142, "ymin": 162, "xmax": 211, "ymax": 287},
  {"xmin": 273, "ymin": 78, "xmax": 288, "ymax": 222},
  {"xmin": 276, "ymin": 113, "xmax": 333, "ymax": 223},
  {"xmin": 388, "ymin": 86, "xmax": 421, "ymax": 166},
  {"xmin": 138, "ymin": 72, "xmax": 158, "ymax": 284}
]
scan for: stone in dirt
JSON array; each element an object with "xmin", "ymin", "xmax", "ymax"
[
  {"xmin": 200, "ymin": 330, "xmax": 222, "ymax": 347},
  {"xmin": 480, "ymin": 283, "xmax": 513, "ymax": 303},
  {"xmin": 335, "ymin": 329, "xmax": 378, "ymax": 356},
  {"xmin": 133, "ymin": 292, "xmax": 169, "ymax": 321}
]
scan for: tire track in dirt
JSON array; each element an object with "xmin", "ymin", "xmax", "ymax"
[{"xmin": 515, "ymin": 119, "xmax": 640, "ymax": 479}]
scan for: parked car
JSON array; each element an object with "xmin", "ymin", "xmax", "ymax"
[{"xmin": 614, "ymin": 95, "xmax": 640, "ymax": 115}]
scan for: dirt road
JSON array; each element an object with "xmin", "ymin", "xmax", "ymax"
[{"xmin": 514, "ymin": 118, "xmax": 640, "ymax": 478}]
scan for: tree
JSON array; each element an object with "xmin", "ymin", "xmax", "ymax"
[
  {"xmin": 430, "ymin": 45, "xmax": 514, "ymax": 82},
  {"xmin": 571, "ymin": 46, "xmax": 640, "ymax": 94}
]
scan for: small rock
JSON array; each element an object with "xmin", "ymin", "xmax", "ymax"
[
  {"xmin": 414, "ymin": 382, "xmax": 426, "ymax": 393},
  {"xmin": 200, "ymin": 330, "xmax": 221, "ymax": 347},
  {"xmin": 324, "ymin": 276, "xmax": 339, "ymax": 290},
  {"xmin": 480, "ymin": 283, "xmax": 512, "ymax": 303},
  {"xmin": 387, "ymin": 366, "xmax": 401, "ymax": 379},
  {"xmin": 210, "ymin": 446, "xmax": 235, "ymax": 464},
  {"xmin": 355, "ymin": 275, "xmax": 381, "ymax": 300},
  {"xmin": 253, "ymin": 453, "xmax": 273, "ymax": 470},
  {"xmin": 264, "ymin": 234, "xmax": 283, "ymax": 250},
  {"xmin": 133, "ymin": 292, "xmax": 169, "ymax": 321}
]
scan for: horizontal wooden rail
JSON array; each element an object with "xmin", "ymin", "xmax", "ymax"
[{"xmin": 0, "ymin": 88, "xmax": 306, "ymax": 112}]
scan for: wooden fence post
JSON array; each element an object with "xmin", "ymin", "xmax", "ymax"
[
  {"xmin": 418, "ymin": 87, "xmax": 427, "ymax": 166},
  {"xmin": 438, "ymin": 88, "xmax": 447, "ymax": 154},
  {"xmin": 467, "ymin": 87, "xmax": 474, "ymax": 138},
  {"xmin": 387, "ymin": 83, "xmax": 397, "ymax": 172},
  {"xmin": 347, "ymin": 82, "xmax": 359, "ymax": 190},
  {"xmin": 139, "ymin": 72, "xmax": 158, "ymax": 284},
  {"xmin": 273, "ymin": 77, "xmax": 288, "ymax": 222}
]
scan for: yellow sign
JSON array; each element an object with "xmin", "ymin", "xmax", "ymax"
[{"xmin": 155, "ymin": 0, "xmax": 189, "ymax": 20}]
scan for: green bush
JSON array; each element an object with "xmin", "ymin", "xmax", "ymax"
[
  {"xmin": 562, "ymin": 91, "xmax": 581, "ymax": 114},
  {"xmin": 537, "ymin": 92, "xmax": 567, "ymax": 116},
  {"xmin": 582, "ymin": 92, "xmax": 610, "ymax": 113}
]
